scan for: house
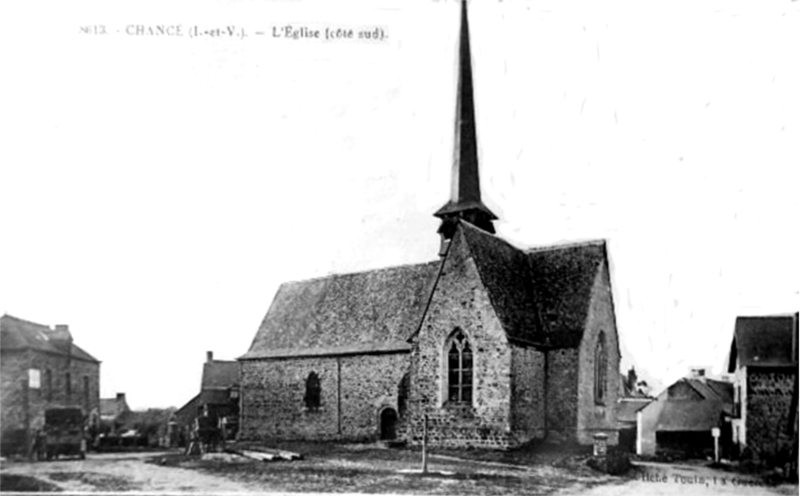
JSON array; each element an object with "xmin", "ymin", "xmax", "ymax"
[
  {"xmin": 0, "ymin": 314, "xmax": 101, "ymax": 455},
  {"xmin": 238, "ymin": 0, "xmax": 621, "ymax": 450},
  {"xmin": 727, "ymin": 313, "xmax": 798, "ymax": 465},
  {"xmin": 616, "ymin": 369, "xmax": 653, "ymax": 452},
  {"xmin": 637, "ymin": 368, "xmax": 733, "ymax": 458},
  {"xmin": 99, "ymin": 392, "xmax": 132, "ymax": 434},
  {"xmin": 174, "ymin": 351, "xmax": 239, "ymax": 445}
]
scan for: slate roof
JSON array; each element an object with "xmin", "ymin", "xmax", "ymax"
[
  {"xmin": 242, "ymin": 261, "xmax": 441, "ymax": 359},
  {"xmin": 527, "ymin": 239, "xmax": 607, "ymax": 348},
  {"xmin": 727, "ymin": 314, "xmax": 797, "ymax": 372},
  {"xmin": 244, "ymin": 221, "xmax": 611, "ymax": 359},
  {"xmin": 0, "ymin": 314, "xmax": 99, "ymax": 363},
  {"xmin": 617, "ymin": 398, "xmax": 651, "ymax": 423},
  {"xmin": 202, "ymin": 360, "xmax": 239, "ymax": 390},
  {"xmin": 657, "ymin": 401, "xmax": 727, "ymax": 432}
]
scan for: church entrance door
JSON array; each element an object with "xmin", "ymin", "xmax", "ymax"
[{"xmin": 380, "ymin": 408, "xmax": 398, "ymax": 440}]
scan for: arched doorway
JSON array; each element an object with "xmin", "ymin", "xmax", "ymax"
[{"xmin": 380, "ymin": 408, "xmax": 398, "ymax": 440}]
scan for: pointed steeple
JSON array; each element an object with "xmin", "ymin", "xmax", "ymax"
[{"xmin": 434, "ymin": 0, "xmax": 497, "ymax": 249}]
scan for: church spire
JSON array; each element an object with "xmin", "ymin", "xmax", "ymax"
[{"xmin": 434, "ymin": 0, "xmax": 497, "ymax": 249}]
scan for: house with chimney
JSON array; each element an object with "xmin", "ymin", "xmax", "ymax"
[
  {"xmin": 727, "ymin": 313, "xmax": 798, "ymax": 465},
  {"xmin": 238, "ymin": 0, "xmax": 621, "ymax": 450},
  {"xmin": 174, "ymin": 351, "xmax": 240, "ymax": 445},
  {"xmin": 0, "ymin": 314, "xmax": 100, "ymax": 455},
  {"xmin": 636, "ymin": 368, "xmax": 733, "ymax": 458},
  {"xmin": 99, "ymin": 392, "xmax": 132, "ymax": 434}
]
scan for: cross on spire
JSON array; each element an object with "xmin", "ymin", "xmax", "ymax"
[{"xmin": 434, "ymin": 0, "xmax": 497, "ymax": 244}]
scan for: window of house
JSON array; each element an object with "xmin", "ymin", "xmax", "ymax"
[
  {"xmin": 65, "ymin": 372, "xmax": 71, "ymax": 399},
  {"xmin": 447, "ymin": 329, "xmax": 473, "ymax": 404},
  {"xmin": 594, "ymin": 331, "xmax": 607, "ymax": 405},
  {"xmin": 28, "ymin": 369, "xmax": 41, "ymax": 389},
  {"xmin": 304, "ymin": 372, "xmax": 321, "ymax": 409},
  {"xmin": 398, "ymin": 373, "xmax": 410, "ymax": 418},
  {"xmin": 45, "ymin": 370, "xmax": 53, "ymax": 401},
  {"xmin": 83, "ymin": 376, "xmax": 90, "ymax": 407}
]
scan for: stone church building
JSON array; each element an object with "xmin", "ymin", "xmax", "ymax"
[{"xmin": 239, "ymin": 0, "xmax": 620, "ymax": 449}]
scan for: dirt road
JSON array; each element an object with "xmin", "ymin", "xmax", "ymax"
[{"xmin": 0, "ymin": 451, "xmax": 260, "ymax": 492}]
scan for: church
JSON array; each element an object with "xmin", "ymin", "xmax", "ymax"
[{"xmin": 239, "ymin": 0, "xmax": 620, "ymax": 449}]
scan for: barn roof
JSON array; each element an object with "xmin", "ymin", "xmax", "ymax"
[
  {"xmin": 727, "ymin": 314, "xmax": 797, "ymax": 372},
  {"xmin": 0, "ymin": 314, "xmax": 99, "ymax": 363},
  {"xmin": 241, "ymin": 261, "xmax": 440, "ymax": 359},
  {"xmin": 656, "ymin": 401, "xmax": 727, "ymax": 432}
]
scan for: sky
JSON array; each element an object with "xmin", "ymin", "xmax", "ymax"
[{"xmin": 1, "ymin": 0, "xmax": 798, "ymax": 409}]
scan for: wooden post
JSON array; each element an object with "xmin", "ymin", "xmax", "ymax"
[
  {"xmin": 712, "ymin": 427, "xmax": 720, "ymax": 462},
  {"xmin": 421, "ymin": 414, "xmax": 428, "ymax": 474}
]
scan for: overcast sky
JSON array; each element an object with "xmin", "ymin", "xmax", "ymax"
[{"xmin": 1, "ymin": 0, "xmax": 798, "ymax": 409}]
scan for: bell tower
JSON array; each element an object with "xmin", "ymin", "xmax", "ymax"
[{"xmin": 434, "ymin": 0, "xmax": 497, "ymax": 254}]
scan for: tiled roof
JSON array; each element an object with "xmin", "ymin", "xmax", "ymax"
[
  {"xmin": 241, "ymin": 261, "xmax": 440, "ymax": 359},
  {"xmin": 0, "ymin": 314, "xmax": 99, "ymax": 363},
  {"xmin": 201, "ymin": 361, "xmax": 239, "ymax": 390},
  {"xmin": 728, "ymin": 315, "xmax": 797, "ymax": 372}
]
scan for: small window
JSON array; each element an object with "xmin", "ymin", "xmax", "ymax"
[
  {"xmin": 65, "ymin": 372, "xmax": 72, "ymax": 399},
  {"xmin": 28, "ymin": 369, "xmax": 41, "ymax": 389},
  {"xmin": 594, "ymin": 332, "xmax": 607, "ymax": 404},
  {"xmin": 304, "ymin": 372, "xmax": 321, "ymax": 409},
  {"xmin": 45, "ymin": 370, "xmax": 53, "ymax": 401},
  {"xmin": 446, "ymin": 329, "xmax": 473, "ymax": 404},
  {"xmin": 83, "ymin": 376, "xmax": 90, "ymax": 407},
  {"xmin": 398, "ymin": 373, "xmax": 410, "ymax": 418}
]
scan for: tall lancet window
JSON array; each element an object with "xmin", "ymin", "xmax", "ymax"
[
  {"xmin": 595, "ymin": 331, "xmax": 608, "ymax": 405},
  {"xmin": 447, "ymin": 329, "xmax": 473, "ymax": 403},
  {"xmin": 304, "ymin": 372, "xmax": 321, "ymax": 409}
]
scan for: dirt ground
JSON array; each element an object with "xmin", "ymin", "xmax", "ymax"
[{"xmin": 0, "ymin": 443, "xmax": 796, "ymax": 495}]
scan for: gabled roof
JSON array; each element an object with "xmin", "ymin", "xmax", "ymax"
[
  {"xmin": 202, "ymin": 360, "xmax": 239, "ymax": 390},
  {"xmin": 727, "ymin": 314, "xmax": 797, "ymax": 372},
  {"xmin": 657, "ymin": 401, "xmax": 727, "ymax": 432},
  {"xmin": 245, "ymin": 220, "xmax": 612, "ymax": 360},
  {"xmin": 460, "ymin": 222, "xmax": 543, "ymax": 345},
  {"xmin": 241, "ymin": 261, "xmax": 440, "ymax": 359},
  {"xmin": 527, "ymin": 240, "xmax": 607, "ymax": 348},
  {"xmin": 0, "ymin": 314, "xmax": 99, "ymax": 363},
  {"xmin": 459, "ymin": 222, "xmax": 608, "ymax": 348}
]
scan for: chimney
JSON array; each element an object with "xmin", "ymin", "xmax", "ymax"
[
  {"xmin": 689, "ymin": 367, "xmax": 706, "ymax": 380},
  {"xmin": 207, "ymin": 351, "xmax": 213, "ymax": 363}
]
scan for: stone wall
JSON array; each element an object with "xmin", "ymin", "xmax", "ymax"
[
  {"xmin": 1, "ymin": 350, "xmax": 100, "ymax": 455},
  {"xmin": 510, "ymin": 345, "xmax": 545, "ymax": 443},
  {"xmin": 744, "ymin": 367, "xmax": 796, "ymax": 464},
  {"xmin": 239, "ymin": 353, "xmax": 408, "ymax": 442},
  {"xmin": 407, "ymin": 229, "xmax": 513, "ymax": 449},
  {"xmin": 576, "ymin": 261, "xmax": 620, "ymax": 445},
  {"xmin": 545, "ymin": 348, "xmax": 579, "ymax": 442}
]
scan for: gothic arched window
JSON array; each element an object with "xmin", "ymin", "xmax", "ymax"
[
  {"xmin": 595, "ymin": 331, "xmax": 607, "ymax": 405},
  {"xmin": 447, "ymin": 329, "xmax": 473, "ymax": 404},
  {"xmin": 398, "ymin": 373, "xmax": 410, "ymax": 418},
  {"xmin": 304, "ymin": 372, "xmax": 321, "ymax": 409}
]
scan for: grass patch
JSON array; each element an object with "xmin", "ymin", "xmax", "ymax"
[
  {"xmin": 47, "ymin": 471, "xmax": 140, "ymax": 491},
  {"xmin": 0, "ymin": 474, "xmax": 62, "ymax": 492}
]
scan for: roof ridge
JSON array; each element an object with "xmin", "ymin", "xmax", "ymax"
[
  {"xmin": 1, "ymin": 313, "xmax": 51, "ymax": 329},
  {"xmin": 280, "ymin": 259, "xmax": 440, "ymax": 287},
  {"xmin": 525, "ymin": 238, "xmax": 607, "ymax": 254}
]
